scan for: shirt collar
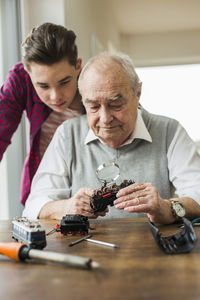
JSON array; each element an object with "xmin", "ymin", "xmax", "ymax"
[{"xmin": 84, "ymin": 109, "xmax": 152, "ymax": 146}]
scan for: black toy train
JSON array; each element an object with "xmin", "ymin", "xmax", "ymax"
[
  {"xmin": 56, "ymin": 214, "xmax": 90, "ymax": 235},
  {"xmin": 90, "ymin": 179, "xmax": 134, "ymax": 213}
]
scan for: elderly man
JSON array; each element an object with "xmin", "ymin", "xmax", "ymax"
[{"xmin": 23, "ymin": 53, "xmax": 200, "ymax": 224}]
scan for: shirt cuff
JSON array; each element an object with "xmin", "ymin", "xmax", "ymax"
[{"xmin": 22, "ymin": 196, "xmax": 52, "ymax": 220}]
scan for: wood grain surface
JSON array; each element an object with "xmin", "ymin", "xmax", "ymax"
[{"xmin": 0, "ymin": 217, "xmax": 200, "ymax": 300}]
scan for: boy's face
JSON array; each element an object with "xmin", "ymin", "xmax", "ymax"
[{"xmin": 28, "ymin": 58, "xmax": 81, "ymax": 112}]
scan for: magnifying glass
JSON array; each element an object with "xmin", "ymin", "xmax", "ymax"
[{"xmin": 96, "ymin": 162, "xmax": 120, "ymax": 185}]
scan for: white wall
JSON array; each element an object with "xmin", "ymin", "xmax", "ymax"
[
  {"xmin": 21, "ymin": 0, "xmax": 65, "ymax": 38},
  {"xmin": 121, "ymin": 30, "xmax": 200, "ymax": 67},
  {"xmin": 64, "ymin": 0, "xmax": 120, "ymax": 64}
]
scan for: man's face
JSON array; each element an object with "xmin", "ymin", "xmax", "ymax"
[
  {"xmin": 28, "ymin": 59, "xmax": 81, "ymax": 112},
  {"xmin": 81, "ymin": 65, "xmax": 141, "ymax": 148}
]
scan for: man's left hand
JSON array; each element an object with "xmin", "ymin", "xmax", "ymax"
[{"xmin": 114, "ymin": 182, "xmax": 171, "ymax": 223}]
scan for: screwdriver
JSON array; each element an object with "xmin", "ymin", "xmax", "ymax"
[{"xmin": 0, "ymin": 242, "xmax": 99, "ymax": 269}]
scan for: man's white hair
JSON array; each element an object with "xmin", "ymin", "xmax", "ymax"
[{"xmin": 78, "ymin": 52, "xmax": 140, "ymax": 94}]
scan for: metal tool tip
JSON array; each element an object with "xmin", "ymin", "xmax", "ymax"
[{"xmin": 91, "ymin": 261, "xmax": 100, "ymax": 269}]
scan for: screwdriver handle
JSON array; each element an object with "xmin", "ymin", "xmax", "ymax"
[{"xmin": 0, "ymin": 242, "xmax": 26, "ymax": 261}]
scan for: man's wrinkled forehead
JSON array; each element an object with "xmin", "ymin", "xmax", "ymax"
[{"xmin": 82, "ymin": 64, "xmax": 130, "ymax": 89}]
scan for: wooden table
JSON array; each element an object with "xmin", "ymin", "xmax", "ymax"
[{"xmin": 0, "ymin": 217, "xmax": 200, "ymax": 300}]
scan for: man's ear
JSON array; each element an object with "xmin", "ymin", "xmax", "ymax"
[{"xmin": 136, "ymin": 82, "xmax": 142, "ymax": 99}]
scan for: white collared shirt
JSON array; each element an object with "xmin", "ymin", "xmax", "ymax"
[{"xmin": 85, "ymin": 109, "xmax": 152, "ymax": 146}]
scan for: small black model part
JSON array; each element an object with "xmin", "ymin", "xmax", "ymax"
[
  {"xmin": 56, "ymin": 214, "xmax": 89, "ymax": 235},
  {"xmin": 12, "ymin": 217, "xmax": 46, "ymax": 249},
  {"xmin": 90, "ymin": 179, "xmax": 135, "ymax": 213},
  {"xmin": 148, "ymin": 217, "xmax": 197, "ymax": 254}
]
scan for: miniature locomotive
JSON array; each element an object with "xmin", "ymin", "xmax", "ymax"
[
  {"xmin": 56, "ymin": 214, "xmax": 90, "ymax": 235},
  {"xmin": 12, "ymin": 217, "xmax": 46, "ymax": 249},
  {"xmin": 90, "ymin": 179, "xmax": 134, "ymax": 213}
]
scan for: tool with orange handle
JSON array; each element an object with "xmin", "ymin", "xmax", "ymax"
[{"xmin": 0, "ymin": 242, "xmax": 99, "ymax": 269}]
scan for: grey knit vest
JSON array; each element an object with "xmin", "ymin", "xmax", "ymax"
[{"xmin": 62, "ymin": 108, "xmax": 178, "ymax": 218}]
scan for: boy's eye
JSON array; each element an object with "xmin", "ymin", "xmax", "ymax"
[
  {"xmin": 39, "ymin": 85, "xmax": 49, "ymax": 89},
  {"xmin": 60, "ymin": 80, "xmax": 70, "ymax": 86}
]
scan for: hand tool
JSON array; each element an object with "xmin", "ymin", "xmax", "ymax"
[{"xmin": 0, "ymin": 242, "xmax": 99, "ymax": 269}]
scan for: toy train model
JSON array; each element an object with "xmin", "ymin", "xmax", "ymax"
[
  {"xmin": 12, "ymin": 217, "xmax": 46, "ymax": 249},
  {"xmin": 90, "ymin": 179, "xmax": 135, "ymax": 213},
  {"xmin": 56, "ymin": 214, "xmax": 89, "ymax": 235}
]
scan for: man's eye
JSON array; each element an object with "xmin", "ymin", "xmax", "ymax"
[
  {"xmin": 110, "ymin": 105, "xmax": 122, "ymax": 110},
  {"xmin": 89, "ymin": 106, "xmax": 100, "ymax": 112}
]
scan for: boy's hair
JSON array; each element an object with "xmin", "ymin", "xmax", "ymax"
[{"xmin": 22, "ymin": 22, "xmax": 78, "ymax": 71}]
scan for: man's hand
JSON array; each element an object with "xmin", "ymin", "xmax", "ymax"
[
  {"xmin": 39, "ymin": 187, "xmax": 108, "ymax": 220},
  {"xmin": 65, "ymin": 187, "xmax": 108, "ymax": 218},
  {"xmin": 114, "ymin": 182, "xmax": 172, "ymax": 224}
]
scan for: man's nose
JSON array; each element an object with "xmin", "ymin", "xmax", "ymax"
[{"xmin": 100, "ymin": 107, "xmax": 113, "ymax": 124}]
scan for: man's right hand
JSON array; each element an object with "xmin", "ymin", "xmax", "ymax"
[
  {"xmin": 39, "ymin": 187, "xmax": 108, "ymax": 220},
  {"xmin": 64, "ymin": 187, "xmax": 99, "ymax": 217}
]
